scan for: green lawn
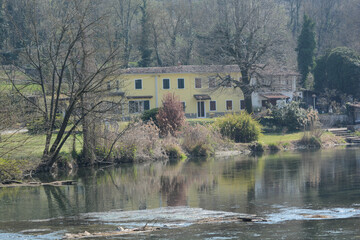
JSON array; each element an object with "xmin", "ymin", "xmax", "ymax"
[
  {"xmin": 0, "ymin": 133, "xmax": 82, "ymax": 162},
  {"xmin": 186, "ymin": 118, "xmax": 217, "ymax": 126},
  {"xmin": 259, "ymin": 131, "xmax": 337, "ymax": 145},
  {"xmin": 0, "ymin": 82, "xmax": 42, "ymax": 94},
  {"xmin": 259, "ymin": 132, "xmax": 304, "ymax": 145}
]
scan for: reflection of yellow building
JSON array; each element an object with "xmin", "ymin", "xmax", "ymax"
[{"xmin": 110, "ymin": 65, "xmax": 244, "ymax": 118}]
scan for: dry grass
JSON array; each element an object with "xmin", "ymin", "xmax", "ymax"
[
  {"xmin": 109, "ymin": 121, "xmax": 166, "ymax": 162},
  {"xmin": 181, "ymin": 123, "xmax": 230, "ymax": 156}
]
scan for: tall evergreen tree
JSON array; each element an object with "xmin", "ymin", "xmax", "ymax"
[
  {"xmin": 138, "ymin": 0, "xmax": 152, "ymax": 67},
  {"xmin": 296, "ymin": 15, "xmax": 316, "ymax": 88}
]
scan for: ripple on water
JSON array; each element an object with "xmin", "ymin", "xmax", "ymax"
[
  {"xmin": 0, "ymin": 231, "xmax": 63, "ymax": 240},
  {"xmin": 265, "ymin": 206, "xmax": 360, "ymax": 224},
  {"xmin": 82, "ymin": 206, "xmax": 240, "ymax": 228}
]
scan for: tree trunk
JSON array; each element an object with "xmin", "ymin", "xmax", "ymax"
[
  {"xmin": 36, "ymin": 152, "xmax": 57, "ymax": 172},
  {"xmin": 244, "ymin": 93, "xmax": 253, "ymax": 114},
  {"xmin": 240, "ymin": 69, "xmax": 253, "ymax": 113},
  {"xmin": 79, "ymin": 95, "xmax": 96, "ymax": 166}
]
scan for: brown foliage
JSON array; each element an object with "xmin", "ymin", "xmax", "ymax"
[{"xmin": 156, "ymin": 93, "xmax": 185, "ymax": 136}]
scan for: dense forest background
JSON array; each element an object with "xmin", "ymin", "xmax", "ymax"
[{"xmin": 0, "ymin": 0, "xmax": 359, "ymax": 69}]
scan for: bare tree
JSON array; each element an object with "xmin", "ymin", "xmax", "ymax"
[
  {"xmin": 283, "ymin": 0, "xmax": 303, "ymax": 36},
  {"xmin": 303, "ymin": 0, "xmax": 342, "ymax": 54},
  {"xmin": 112, "ymin": 0, "xmax": 141, "ymax": 67},
  {"xmin": 149, "ymin": 0, "xmax": 196, "ymax": 66},
  {"xmin": 199, "ymin": 0, "xmax": 289, "ymax": 113},
  {"xmin": 5, "ymin": 0, "xmax": 120, "ymax": 172}
]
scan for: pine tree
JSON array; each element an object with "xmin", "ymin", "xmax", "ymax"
[
  {"xmin": 138, "ymin": 0, "xmax": 152, "ymax": 67},
  {"xmin": 296, "ymin": 15, "xmax": 316, "ymax": 88}
]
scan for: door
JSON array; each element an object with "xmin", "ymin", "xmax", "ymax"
[{"xmin": 197, "ymin": 101, "xmax": 205, "ymax": 118}]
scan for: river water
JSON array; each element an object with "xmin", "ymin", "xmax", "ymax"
[{"xmin": 1, "ymin": 147, "xmax": 360, "ymax": 239}]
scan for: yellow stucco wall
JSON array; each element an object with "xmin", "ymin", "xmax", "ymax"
[{"xmin": 110, "ymin": 71, "xmax": 244, "ymax": 118}]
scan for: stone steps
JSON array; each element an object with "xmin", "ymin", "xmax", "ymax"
[{"xmin": 327, "ymin": 128, "xmax": 360, "ymax": 144}]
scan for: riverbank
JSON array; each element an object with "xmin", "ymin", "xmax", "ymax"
[{"xmin": 0, "ymin": 128, "xmax": 348, "ymax": 186}]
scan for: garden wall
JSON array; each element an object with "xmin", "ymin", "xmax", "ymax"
[{"xmin": 319, "ymin": 114, "xmax": 349, "ymax": 128}]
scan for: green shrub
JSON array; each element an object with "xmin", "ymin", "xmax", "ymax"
[
  {"xmin": 116, "ymin": 144, "xmax": 137, "ymax": 163},
  {"xmin": 215, "ymin": 112, "xmax": 262, "ymax": 143},
  {"xmin": 141, "ymin": 108, "xmax": 159, "ymax": 126},
  {"xmin": 271, "ymin": 101, "xmax": 308, "ymax": 131},
  {"xmin": 249, "ymin": 142, "xmax": 264, "ymax": 152},
  {"xmin": 268, "ymin": 143, "xmax": 280, "ymax": 151},
  {"xmin": 27, "ymin": 115, "xmax": 63, "ymax": 134},
  {"xmin": 300, "ymin": 132, "xmax": 322, "ymax": 148},
  {"xmin": 0, "ymin": 158, "xmax": 23, "ymax": 183},
  {"xmin": 190, "ymin": 143, "xmax": 214, "ymax": 157},
  {"xmin": 164, "ymin": 143, "xmax": 185, "ymax": 159}
]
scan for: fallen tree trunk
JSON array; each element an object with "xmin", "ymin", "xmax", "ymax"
[
  {"xmin": 63, "ymin": 226, "xmax": 161, "ymax": 239},
  {"xmin": 0, "ymin": 180, "xmax": 77, "ymax": 188},
  {"xmin": 63, "ymin": 214, "xmax": 267, "ymax": 239}
]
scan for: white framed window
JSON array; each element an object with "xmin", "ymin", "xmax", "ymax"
[
  {"xmin": 195, "ymin": 78, "xmax": 202, "ymax": 88},
  {"xmin": 129, "ymin": 100, "xmax": 150, "ymax": 113},
  {"xmin": 180, "ymin": 101, "xmax": 186, "ymax": 111},
  {"xmin": 210, "ymin": 101, "xmax": 216, "ymax": 111},
  {"xmin": 135, "ymin": 79, "xmax": 142, "ymax": 90},
  {"xmin": 240, "ymin": 100, "xmax": 245, "ymax": 110},
  {"xmin": 226, "ymin": 100, "xmax": 233, "ymax": 111},
  {"xmin": 208, "ymin": 77, "xmax": 216, "ymax": 88},
  {"xmin": 163, "ymin": 78, "xmax": 170, "ymax": 89},
  {"xmin": 178, "ymin": 78, "xmax": 185, "ymax": 89}
]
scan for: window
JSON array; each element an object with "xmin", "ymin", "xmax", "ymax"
[
  {"xmin": 107, "ymin": 81, "xmax": 111, "ymax": 90},
  {"xmin": 240, "ymin": 100, "xmax": 245, "ymax": 110},
  {"xmin": 129, "ymin": 100, "xmax": 150, "ymax": 113},
  {"xmin": 226, "ymin": 100, "xmax": 233, "ymax": 110},
  {"xmin": 116, "ymin": 80, "xmax": 120, "ymax": 91},
  {"xmin": 209, "ymin": 77, "xmax": 216, "ymax": 88},
  {"xmin": 144, "ymin": 101, "xmax": 150, "ymax": 111},
  {"xmin": 135, "ymin": 79, "xmax": 142, "ymax": 89},
  {"xmin": 163, "ymin": 79, "xmax": 170, "ymax": 89},
  {"xmin": 195, "ymin": 78, "xmax": 202, "ymax": 88},
  {"xmin": 178, "ymin": 78, "xmax": 185, "ymax": 89},
  {"xmin": 181, "ymin": 101, "xmax": 186, "ymax": 111},
  {"xmin": 262, "ymin": 100, "xmax": 268, "ymax": 107},
  {"xmin": 129, "ymin": 101, "xmax": 138, "ymax": 113},
  {"xmin": 210, "ymin": 101, "xmax": 216, "ymax": 111}
]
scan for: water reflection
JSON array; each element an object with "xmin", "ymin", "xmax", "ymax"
[{"xmin": 1, "ymin": 148, "xmax": 360, "ymax": 238}]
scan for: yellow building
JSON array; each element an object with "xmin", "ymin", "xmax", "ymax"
[{"xmin": 111, "ymin": 65, "xmax": 245, "ymax": 118}]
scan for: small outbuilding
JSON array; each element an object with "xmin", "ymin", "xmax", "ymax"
[{"xmin": 347, "ymin": 102, "xmax": 360, "ymax": 124}]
